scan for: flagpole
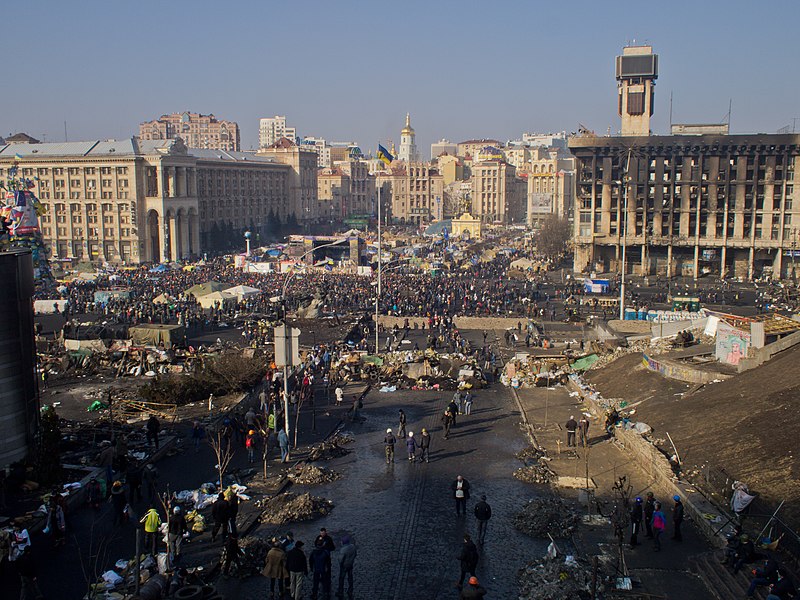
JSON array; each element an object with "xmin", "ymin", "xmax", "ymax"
[{"xmin": 375, "ymin": 183, "xmax": 381, "ymax": 354}]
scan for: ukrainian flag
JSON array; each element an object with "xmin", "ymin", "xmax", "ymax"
[{"xmin": 377, "ymin": 144, "xmax": 394, "ymax": 166}]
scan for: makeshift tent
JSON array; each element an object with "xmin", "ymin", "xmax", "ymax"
[
  {"xmin": 225, "ymin": 285, "xmax": 262, "ymax": 300},
  {"xmin": 510, "ymin": 258, "xmax": 535, "ymax": 271},
  {"xmin": 149, "ymin": 264, "xmax": 169, "ymax": 273},
  {"xmin": 185, "ymin": 281, "xmax": 227, "ymax": 297},
  {"xmin": 152, "ymin": 293, "xmax": 174, "ymax": 305},
  {"xmin": 129, "ymin": 324, "xmax": 186, "ymax": 349},
  {"xmin": 196, "ymin": 290, "xmax": 237, "ymax": 310}
]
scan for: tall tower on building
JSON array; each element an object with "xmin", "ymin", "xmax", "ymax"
[
  {"xmin": 398, "ymin": 113, "xmax": 419, "ymax": 162},
  {"xmin": 616, "ymin": 45, "xmax": 658, "ymax": 135}
]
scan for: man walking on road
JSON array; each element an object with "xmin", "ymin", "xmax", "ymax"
[
  {"xmin": 406, "ymin": 432, "xmax": 417, "ymax": 463},
  {"xmin": 644, "ymin": 492, "xmax": 656, "ymax": 539},
  {"xmin": 336, "ymin": 535, "xmax": 357, "ymax": 599},
  {"xmin": 565, "ymin": 415, "xmax": 578, "ymax": 447},
  {"xmin": 452, "ymin": 475, "xmax": 471, "ymax": 516},
  {"xmin": 463, "ymin": 391, "xmax": 474, "ymax": 415},
  {"xmin": 168, "ymin": 506, "xmax": 188, "ymax": 562},
  {"xmin": 211, "ymin": 493, "xmax": 230, "ymax": 543},
  {"xmin": 310, "ymin": 538, "xmax": 332, "ymax": 600},
  {"xmin": 448, "ymin": 398, "xmax": 459, "ymax": 425},
  {"xmin": 419, "ymin": 428, "xmax": 431, "ymax": 463},
  {"xmin": 456, "ymin": 533, "xmax": 479, "ymax": 589},
  {"xmin": 278, "ymin": 427, "xmax": 290, "ymax": 463},
  {"xmin": 672, "ymin": 495, "xmax": 684, "ymax": 541},
  {"xmin": 384, "ymin": 429, "xmax": 396, "ymax": 463},
  {"xmin": 474, "ymin": 494, "xmax": 492, "ymax": 544}
]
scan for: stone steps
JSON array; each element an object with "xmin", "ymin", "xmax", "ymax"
[{"xmin": 689, "ymin": 552, "xmax": 770, "ymax": 600}]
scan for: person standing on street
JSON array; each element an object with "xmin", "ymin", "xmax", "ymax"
[
  {"xmin": 578, "ymin": 414, "xmax": 590, "ymax": 446},
  {"xmin": 629, "ymin": 497, "xmax": 643, "ymax": 548},
  {"xmin": 463, "ymin": 391, "xmax": 474, "ymax": 415},
  {"xmin": 146, "ymin": 415, "xmax": 161, "ymax": 451},
  {"xmin": 452, "ymin": 475, "xmax": 471, "ymax": 516},
  {"xmin": 336, "ymin": 535, "xmax": 357, "ymax": 599},
  {"xmin": 334, "ymin": 386, "xmax": 343, "ymax": 406},
  {"xmin": 453, "ymin": 391, "xmax": 463, "ymax": 415},
  {"xmin": 211, "ymin": 493, "xmax": 230, "ymax": 543},
  {"xmin": 565, "ymin": 415, "xmax": 578, "ymax": 447},
  {"xmin": 456, "ymin": 533, "xmax": 479, "ymax": 589},
  {"xmin": 474, "ymin": 495, "xmax": 492, "ymax": 544},
  {"xmin": 448, "ymin": 398, "xmax": 459, "ymax": 426},
  {"xmin": 644, "ymin": 492, "xmax": 656, "ymax": 539},
  {"xmin": 397, "ymin": 409, "xmax": 407, "ymax": 438},
  {"xmin": 263, "ymin": 538, "xmax": 288, "ymax": 599},
  {"xmin": 406, "ymin": 432, "xmax": 417, "ymax": 463},
  {"xmin": 286, "ymin": 540, "xmax": 308, "ymax": 600},
  {"xmin": 419, "ymin": 428, "xmax": 431, "ymax": 463},
  {"xmin": 168, "ymin": 506, "xmax": 188, "ymax": 562},
  {"xmin": 384, "ymin": 429, "xmax": 396, "ymax": 464},
  {"xmin": 310, "ymin": 538, "xmax": 332, "ymax": 600},
  {"xmin": 140, "ymin": 506, "xmax": 161, "ymax": 556},
  {"xmin": 651, "ymin": 501, "xmax": 666, "ymax": 551},
  {"xmin": 15, "ymin": 545, "xmax": 39, "ymax": 600},
  {"xmin": 278, "ymin": 428, "xmax": 290, "ymax": 463},
  {"xmin": 314, "ymin": 527, "xmax": 336, "ymax": 552},
  {"xmin": 442, "ymin": 409, "xmax": 454, "ymax": 439},
  {"xmin": 672, "ymin": 495, "xmax": 684, "ymax": 541},
  {"xmin": 460, "ymin": 576, "xmax": 487, "ymax": 599}
]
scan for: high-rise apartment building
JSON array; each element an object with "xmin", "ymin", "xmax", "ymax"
[
  {"xmin": 138, "ymin": 112, "xmax": 240, "ymax": 151},
  {"xmin": 570, "ymin": 46, "xmax": 800, "ymax": 280},
  {"xmin": 259, "ymin": 116, "xmax": 297, "ymax": 149}
]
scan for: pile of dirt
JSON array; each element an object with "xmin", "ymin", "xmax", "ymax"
[
  {"xmin": 308, "ymin": 433, "xmax": 353, "ymax": 462},
  {"xmin": 584, "ymin": 352, "xmax": 690, "ymax": 405},
  {"xmin": 259, "ymin": 492, "xmax": 334, "ymax": 524},
  {"xmin": 514, "ymin": 464, "xmax": 555, "ymax": 485},
  {"xmin": 514, "ymin": 497, "xmax": 579, "ymax": 538},
  {"xmin": 287, "ymin": 463, "xmax": 340, "ymax": 485},
  {"xmin": 518, "ymin": 556, "xmax": 594, "ymax": 600}
]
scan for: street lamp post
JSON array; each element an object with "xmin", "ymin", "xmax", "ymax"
[{"xmin": 244, "ymin": 230, "xmax": 252, "ymax": 257}]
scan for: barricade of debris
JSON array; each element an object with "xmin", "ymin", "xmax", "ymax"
[
  {"xmin": 286, "ymin": 463, "xmax": 340, "ymax": 485},
  {"xmin": 307, "ymin": 433, "xmax": 353, "ymax": 462},
  {"xmin": 518, "ymin": 555, "xmax": 595, "ymax": 600},
  {"xmin": 259, "ymin": 492, "xmax": 334, "ymax": 524},
  {"xmin": 228, "ymin": 536, "xmax": 270, "ymax": 578},
  {"xmin": 514, "ymin": 496, "xmax": 580, "ymax": 538},
  {"xmin": 514, "ymin": 444, "xmax": 555, "ymax": 484}
]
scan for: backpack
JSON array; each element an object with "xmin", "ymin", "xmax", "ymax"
[{"xmin": 652, "ymin": 513, "xmax": 665, "ymax": 531}]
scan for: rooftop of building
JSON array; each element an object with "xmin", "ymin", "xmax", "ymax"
[
  {"xmin": 458, "ymin": 138, "xmax": 501, "ymax": 146},
  {"xmin": 0, "ymin": 137, "xmax": 280, "ymax": 164},
  {"xmin": 568, "ymin": 132, "xmax": 800, "ymax": 152}
]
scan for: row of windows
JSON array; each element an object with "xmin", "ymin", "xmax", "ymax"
[{"xmin": 12, "ymin": 166, "xmax": 129, "ymax": 177}]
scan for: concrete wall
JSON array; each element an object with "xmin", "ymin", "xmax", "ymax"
[
  {"xmin": 641, "ymin": 353, "xmax": 731, "ymax": 384},
  {"xmin": 736, "ymin": 329, "xmax": 800, "ymax": 372}
]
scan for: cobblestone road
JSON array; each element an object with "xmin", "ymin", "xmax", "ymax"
[{"xmin": 243, "ymin": 383, "xmax": 547, "ymax": 599}]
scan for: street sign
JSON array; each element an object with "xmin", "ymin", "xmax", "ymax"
[{"xmin": 274, "ymin": 324, "xmax": 301, "ymax": 367}]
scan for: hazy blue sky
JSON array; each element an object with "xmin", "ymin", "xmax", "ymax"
[{"xmin": 4, "ymin": 1, "xmax": 799, "ymax": 154}]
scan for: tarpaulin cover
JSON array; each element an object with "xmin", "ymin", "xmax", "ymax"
[{"xmin": 129, "ymin": 324, "xmax": 185, "ymax": 349}]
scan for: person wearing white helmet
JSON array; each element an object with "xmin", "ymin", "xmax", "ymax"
[
  {"xmin": 406, "ymin": 431, "xmax": 417, "ymax": 462},
  {"xmin": 168, "ymin": 505, "xmax": 188, "ymax": 562},
  {"xmin": 383, "ymin": 428, "xmax": 396, "ymax": 464}
]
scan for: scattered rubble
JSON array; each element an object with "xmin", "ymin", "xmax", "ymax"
[
  {"xmin": 516, "ymin": 445, "xmax": 548, "ymax": 462},
  {"xmin": 259, "ymin": 492, "xmax": 334, "ymax": 524},
  {"xmin": 514, "ymin": 497, "xmax": 579, "ymax": 539},
  {"xmin": 514, "ymin": 464, "xmax": 555, "ymax": 485},
  {"xmin": 228, "ymin": 536, "xmax": 269, "ymax": 578},
  {"xmin": 286, "ymin": 463, "xmax": 340, "ymax": 485},
  {"xmin": 518, "ymin": 556, "xmax": 595, "ymax": 600},
  {"xmin": 308, "ymin": 433, "xmax": 353, "ymax": 462}
]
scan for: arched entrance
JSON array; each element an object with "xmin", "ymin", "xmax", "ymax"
[{"xmin": 147, "ymin": 210, "xmax": 160, "ymax": 263}]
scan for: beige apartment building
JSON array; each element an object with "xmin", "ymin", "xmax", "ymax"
[
  {"xmin": 0, "ymin": 138, "xmax": 292, "ymax": 264},
  {"xmin": 526, "ymin": 147, "xmax": 576, "ymax": 227},
  {"xmin": 378, "ymin": 163, "xmax": 445, "ymax": 225},
  {"xmin": 317, "ymin": 167, "xmax": 349, "ymax": 221},
  {"xmin": 257, "ymin": 138, "xmax": 319, "ymax": 225},
  {"xmin": 457, "ymin": 139, "xmax": 502, "ymax": 159},
  {"xmin": 139, "ymin": 112, "xmax": 240, "ymax": 151},
  {"xmin": 471, "ymin": 160, "xmax": 526, "ymax": 223}
]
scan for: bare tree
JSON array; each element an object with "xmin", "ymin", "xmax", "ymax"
[
  {"xmin": 208, "ymin": 430, "xmax": 235, "ymax": 491},
  {"xmin": 535, "ymin": 215, "xmax": 572, "ymax": 259},
  {"xmin": 75, "ymin": 520, "xmax": 119, "ymax": 600}
]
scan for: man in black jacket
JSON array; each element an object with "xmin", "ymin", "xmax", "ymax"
[
  {"xmin": 672, "ymin": 495, "xmax": 684, "ymax": 541},
  {"xmin": 168, "ymin": 506, "xmax": 188, "ymax": 561},
  {"xmin": 457, "ymin": 533, "xmax": 479, "ymax": 589},
  {"xmin": 643, "ymin": 492, "xmax": 656, "ymax": 538},
  {"xmin": 629, "ymin": 497, "xmax": 643, "ymax": 548},
  {"xmin": 211, "ymin": 493, "xmax": 230, "ymax": 543},
  {"xmin": 286, "ymin": 540, "xmax": 308, "ymax": 600},
  {"xmin": 473, "ymin": 495, "xmax": 492, "ymax": 544}
]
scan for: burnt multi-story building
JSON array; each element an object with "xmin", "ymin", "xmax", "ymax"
[{"xmin": 569, "ymin": 46, "xmax": 800, "ymax": 280}]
